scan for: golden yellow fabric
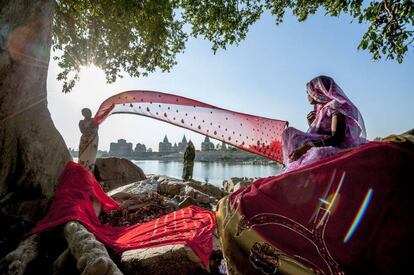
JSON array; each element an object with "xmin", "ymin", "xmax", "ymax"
[
  {"xmin": 382, "ymin": 134, "xmax": 414, "ymax": 149},
  {"xmin": 216, "ymin": 196, "xmax": 316, "ymax": 275}
]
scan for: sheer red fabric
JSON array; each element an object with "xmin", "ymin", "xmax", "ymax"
[
  {"xmin": 30, "ymin": 162, "xmax": 216, "ymax": 267},
  {"xmin": 93, "ymin": 90, "xmax": 288, "ymax": 162}
]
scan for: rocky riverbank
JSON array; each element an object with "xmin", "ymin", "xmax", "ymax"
[
  {"xmin": 98, "ymin": 175, "xmax": 227, "ymax": 274},
  {"xmin": 91, "ymin": 169, "xmax": 257, "ymax": 274},
  {"xmin": 2, "ymin": 157, "xmax": 258, "ymax": 275}
]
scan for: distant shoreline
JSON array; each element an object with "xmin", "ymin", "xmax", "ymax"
[{"xmin": 71, "ymin": 150, "xmax": 282, "ymax": 167}]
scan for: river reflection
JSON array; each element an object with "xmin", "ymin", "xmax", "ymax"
[{"xmin": 131, "ymin": 160, "xmax": 282, "ymax": 187}]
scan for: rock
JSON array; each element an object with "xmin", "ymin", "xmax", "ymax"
[
  {"xmin": 182, "ymin": 186, "xmax": 210, "ymax": 204},
  {"xmin": 222, "ymin": 179, "xmax": 233, "ymax": 193},
  {"xmin": 100, "ymin": 191, "xmax": 173, "ymax": 227},
  {"xmin": 171, "ymin": 195, "xmax": 184, "ymax": 204},
  {"xmin": 164, "ymin": 201, "xmax": 179, "ymax": 212},
  {"xmin": 120, "ymin": 244, "xmax": 205, "ymax": 275},
  {"xmin": 107, "ymin": 179, "xmax": 158, "ymax": 199},
  {"xmin": 233, "ymin": 182, "xmax": 244, "ymax": 192},
  {"xmin": 178, "ymin": 197, "xmax": 197, "ymax": 209},
  {"xmin": 223, "ymin": 177, "xmax": 255, "ymax": 193},
  {"xmin": 155, "ymin": 176, "xmax": 168, "ymax": 183},
  {"xmin": 166, "ymin": 196, "xmax": 184, "ymax": 209},
  {"xmin": 110, "ymin": 176, "xmax": 221, "ymax": 211},
  {"xmin": 186, "ymin": 181, "xmax": 227, "ymax": 200},
  {"xmin": 403, "ymin": 128, "xmax": 414, "ymax": 135},
  {"xmin": 209, "ymin": 196, "xmax": 218, "ymax": 204},
  {"xmin": 108, "ymin": 192, "xmax": 132, "ymax": 203},
  {"xmin": 178, "ymin": 196, "xmax": 199, "ymax": 209},
  {"xmin": 94, "ymin": 157, "xmax": 146, "ymax": 191},
  {"xmin": 158, "ymin": 180, "xmax": 185, "ymax": 197}
]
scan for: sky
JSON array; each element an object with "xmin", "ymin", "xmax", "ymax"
[{"xmin": 47, "ymin": 10, "xmax": 414, "ymax": 152}]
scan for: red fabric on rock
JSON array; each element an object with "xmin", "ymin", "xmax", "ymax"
[
  {"xmin": 93, "ymin": 90, "xmax": 287, "ymax": 162},
  {"xmin": 30, "ymin": 162, "xmax": 216, "ymax": 267},
  {"xmin": 228, "ymin": 142, "xmax": 413, "ymax": 274}
]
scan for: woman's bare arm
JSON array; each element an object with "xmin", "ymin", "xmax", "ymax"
[
  {"xmin": 289, "ymin": 113, "xmax": 346, "ymax": 160},
  {"xmin": 312, "ymin": 113, "xmax": 345, "ymax": 147}
]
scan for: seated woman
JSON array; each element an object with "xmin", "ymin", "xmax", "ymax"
[{"xmin": 282, "ymin": 75, "xmax": 366, "ymax": 171}]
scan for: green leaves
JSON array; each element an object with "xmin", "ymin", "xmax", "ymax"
[
  {"xmin": 52, "ymin": 0, "xmax": 413, "ymax": 93},
  {"xmin": 356, "ymin": 0, "xmax": 414, "ymax": 63},
  {"xmin": 183, "ymin": 0, "xmax": 413, "ymax": 63},
  {"xmin": 53, "ymin": 0, "xmax": 187, "ymax": 93},
  {"xmin": 180, "ymin": 0, "xmax": 264, "ymax": 52}
]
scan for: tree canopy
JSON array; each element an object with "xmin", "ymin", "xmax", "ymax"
[{"xmin": 53, "ymin": 0, "xmax": 414, "ymax": 93}]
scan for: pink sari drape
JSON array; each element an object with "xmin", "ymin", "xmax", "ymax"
[
  {"xmin": 282, "ymin": 76, "xmax": 367, "ymax": 171},
  {"xmin": 93, "ymin": 90, "xmax": 288, "ymax": 162},
  {"xmin": 306, "ymin": 76, "xmax": 366, "ymax": 139}
]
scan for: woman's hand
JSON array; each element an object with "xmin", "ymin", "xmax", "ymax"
[
  {"xmin": 289, "ymin": 143, "xmax": 313, "ymax": 161},
  {"xmin": 307, "ymin": 111, "xmax": 316, "ymax": 126}
]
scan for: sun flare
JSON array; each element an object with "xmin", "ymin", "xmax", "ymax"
[
  {"xmin": 68, "ymin": 65, "xmax": 115, "ymax": 112},
  {"xmin": 78, "ymin": 65, "xmax": 105, "ymax": 83}
]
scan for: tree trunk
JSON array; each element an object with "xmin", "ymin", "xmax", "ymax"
[
  {"xmin": 0, "ymin": 0, "xmax": 71, "ymax": 257},
  {"xmin": 63, "ymin": 222, "xmax": 123, "ymax": 275},
  {"xmin": 3, "ymin": 234, "xmax": 40, "ymax": 275}
]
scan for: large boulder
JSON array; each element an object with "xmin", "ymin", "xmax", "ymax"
[
  {"xmin": 157, "ymin": 180, "xmax": 185, "ymax": 197},
  {"xmin": 107, "ymin": 178, "xmax": 159, "ymax": 198},
  {"xmin": 120, "ymin": 244, "xmax": 205, "ymax": 275},
  {"xmin": 182, "ymin": 186, "xmax": 211, "ymax": 204},
  {"xmin": 186, "ymin": 181, "xmax": 227, "ymax": 200},
  {"xmin": 94, "ymin": 157, "xmax": 146, "ymax": 191}
]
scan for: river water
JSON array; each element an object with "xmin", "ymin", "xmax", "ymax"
[{"xmin": 131, "ymin": 160, "xmax": 282, "ymax": 187}]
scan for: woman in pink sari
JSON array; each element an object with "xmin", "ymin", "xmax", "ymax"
[{"xmin": 282, "ymin": 75, "xmax": 367, "ymax": 172}]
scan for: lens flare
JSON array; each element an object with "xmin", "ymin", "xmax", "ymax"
[
  {"xmin": 317, "ymin": 171, "xmax": 346, "ymax": 228},
  {"xmin": 6, "ymin": 25, "xmax": 48, "ymax": 67},
  {"xmin": 343, "ymin": 188, "xmax": 373, "ymax": 243}
]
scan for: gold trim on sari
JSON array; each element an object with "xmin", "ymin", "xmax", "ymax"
[{"xmin": 216, "ymin": 196, "xmax": 317, "ymax": 275}]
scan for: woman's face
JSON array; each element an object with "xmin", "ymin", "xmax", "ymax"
[{"xmin": 307, "ymin": 93, "xmax": 317, "ymax": 105}]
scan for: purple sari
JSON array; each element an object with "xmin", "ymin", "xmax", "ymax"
[{"xmin": 282, "ymin": 76, "xmax": 367, "ymax": 172}]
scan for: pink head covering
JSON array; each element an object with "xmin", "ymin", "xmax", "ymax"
[{"xmin": 306, "ymin": 76, "xmax": 366, "ymax": 139}]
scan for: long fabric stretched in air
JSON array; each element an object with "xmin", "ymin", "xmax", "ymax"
[
  {"xmin": 93, "ymin": 90, "xmax": 288, "ymax": 162},
  {"xmin": 29, "ymin": 162, "xmax": 216, "ymax": 267}
]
